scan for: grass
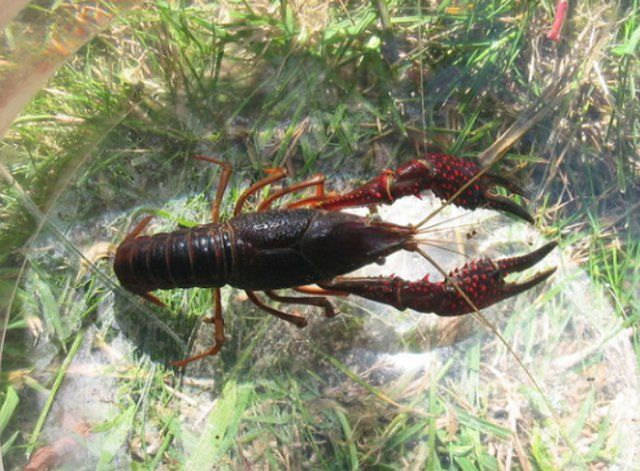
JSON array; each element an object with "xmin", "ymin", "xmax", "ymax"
[{"xmin": 1, "ymin": 0, "xmax": 639, "ymax": 469}]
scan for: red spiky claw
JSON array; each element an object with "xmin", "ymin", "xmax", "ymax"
[
  {"xmin": 316, "ymin": 153, "xmax": 533, "ymax": 223},
  {"xmin": 320, "ymin": 242, "xmax": 557, "ymax": 316}
]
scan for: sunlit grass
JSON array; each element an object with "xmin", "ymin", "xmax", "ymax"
[{"xmin": 0, "ymin": 0, "xmax": 638, "ymax": 468}]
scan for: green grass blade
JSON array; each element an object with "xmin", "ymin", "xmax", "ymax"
[
  {"xmin": 25, "ymin": 332, "xmax": 83, "ymax": 456},
  {"xmin": 97, "ymin": 404, "xmax": 137, "ymax": 471},
  {"xmin": 0, "ymin": 385, "xmax": 19, "ymax": 435},
  {"xmin": 185, "ymin": 380, "xmax": 252, "ymax": 469}
]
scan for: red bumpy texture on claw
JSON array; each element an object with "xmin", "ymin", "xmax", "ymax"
[
  {"xmin": 317, "ymin": 153, "xmax": 533, "ymax": 223},
  {"xmin": 320, "ymin": 242, "xmax": 557, "ymax": 316}
]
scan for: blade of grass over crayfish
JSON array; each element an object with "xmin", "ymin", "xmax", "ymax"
[
  {"xmin": 184, "ymin": 380, "xmax": 252, "ymax": 469},
  {"xmin": 25, "ymin": 332, "xmax": 83, "ymax": 457}
]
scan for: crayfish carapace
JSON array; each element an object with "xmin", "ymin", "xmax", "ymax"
[{"xmin": 114, "ymin": 154, "xmax": 556, "ymax": 367}]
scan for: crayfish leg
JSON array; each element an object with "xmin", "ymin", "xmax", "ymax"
[
  {"xmin": 258, "ymin": 174, "xmax": 327, "ymax": 211},
  {"xmin": 124, "ymin": 214, "xmax": 154, "ymax": 241},
  {"xmin": 265, "ymin": 290, "xmax": 337, "ymax": 318},
  {"xmin": 234, "ymin": 169, "xmax": 287, "ymax": 216},
  {"xmin": 171, "ymin": 288, "xmax": 225, "ymax": 368},
  {"xmin": 193, "ymin": 155, "xmax": 233, "ymax": 223},
  {"xmin": 140, "ymin": 292, "xmax": 165, "ymax": 308},
  {"xmin": 246, "ymin": 291, "xmax": 309, "ymax": 327}
]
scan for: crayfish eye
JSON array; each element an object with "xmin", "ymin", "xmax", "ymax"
[{"xmin": 375, "ymin": 257, "xmax": 386, "ymax": 266}]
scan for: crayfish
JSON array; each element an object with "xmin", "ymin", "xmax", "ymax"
[{"xmin": 114, "ymin": 153, "xmax": 556, "ymax": 367}]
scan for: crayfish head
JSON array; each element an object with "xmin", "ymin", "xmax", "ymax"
[{"xmin": 302, "ymin": 211, "xmax": 415, "ymax": 279}]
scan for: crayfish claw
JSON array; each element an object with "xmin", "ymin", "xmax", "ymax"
[
  {"xmin": 484, "ymin": 172, "xmax": 531, "ymax": 199},
  {"xmin": 482, "ymin": 171, "xmax": 533, "ymax": 223},
  {"xmin": 321, "ymin": 241, "xmax": 558, "ymax": 317},
  {"xmin": 484, "ymin": 193, "xmax": 534, "ymax": 224},
  {"xmin": 496, "ymin": 241, "xmax": 558, "ymax": 274},
  {"xmin": 315, "ymin": 153, "xmax": 537, "ymax": 224},
  {"xmin": 430, "ymin": 241, "xmax": 558, "ymax": 315},
  {"xmin": 502, "ymin": 266, "xmax": 557, "ymax": 298}
]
